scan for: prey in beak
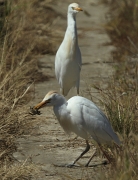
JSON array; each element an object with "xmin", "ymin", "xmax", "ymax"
[
  {"xmin": 29, "ymin": 101, "xmax": 46, "ymax": 115},
  {"xmin": 29, "ymin": 98, "xmax": 51, "ymax": 115},
  {"xmin": 29, "ymin": 106, "xmax": 41, "ymax": 115}
]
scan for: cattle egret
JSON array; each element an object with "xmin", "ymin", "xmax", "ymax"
[
  {"xmin": 33, "ymin": 91, "xmax": 121, "ymax": 167},
  {"xmin": 55, "ymin": 3, "xmax": 82, "ymax": 96}
]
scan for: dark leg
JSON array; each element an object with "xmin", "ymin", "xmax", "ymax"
[
  {"xmin": 53, "ymin": 140, "xmax": 90, "ymax": 168},
  {"xmin": 61, "ymin": 88, "xmax": 64, "ymax": 96},
  {"xmin": 98, "ymin": 144, "xmax": 112, "ymax": 163},
  {"xmin": 77, "ymin": 88, "xmax": 79, "ymax": 95},
  {"xmin": 85, "ymin": 149, "xmax": 97, "ymax": 167},
  {"xmin": 67, "ymin": 140, "xmax": 90, "ymax": 167}
]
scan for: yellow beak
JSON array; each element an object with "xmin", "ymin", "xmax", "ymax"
[
  {"xmin": 74, "ymin": 7, "xmax": 83, "ymax": 11},
  {"xmin": 34, "ymin": 101, "xmax": 46, "ymax": 110}
]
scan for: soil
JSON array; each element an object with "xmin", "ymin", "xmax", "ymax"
[{"xmin": 13, "ymin": 0, "xmax": 116, "ymax": 179}]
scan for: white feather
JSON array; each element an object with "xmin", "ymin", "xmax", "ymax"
[{"xmin": 55, "ymin": 3, "xmax": 82, "ymax": 96}]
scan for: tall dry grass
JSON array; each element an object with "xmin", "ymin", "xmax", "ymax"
[
  {"xmin": 1, "ymin": 0, "xmax": 137, "ymax": 179},
  {"xmin": 94, "ymin": 0, "xmax": 138, "ymax": 179},
  {"xmin": 0, "ymin": 0, "xmax": 59, "ymax": 179},
  {"xmin": 104, "ymin": 0, "xmax": 138, "ymax": 63},
  {"xmin": 94, "ymin": 74, "xmax": 138, "ymax": 179}
]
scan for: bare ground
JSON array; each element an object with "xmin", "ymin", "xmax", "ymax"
[{"xmin": 14, "ymin": 0, "xmax": 116, "ymax": 179}]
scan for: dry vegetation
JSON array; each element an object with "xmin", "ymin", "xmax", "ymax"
[
  {"xmin": 95, "ymin": 0, "xmax": 138, "ymax": 179},
  {"xmin": 0, "ymin": 0, "xmax": 60, "ymax": 179},
  {"xmin": 0, "ymin": 0, "xmax": 138, "ymax": 179}
]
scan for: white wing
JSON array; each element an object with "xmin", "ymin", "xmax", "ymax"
[
  {"xmin": 67, "ymin": 96, "xmax": 121, "ymax": 145},
  {"xmin": 55, "ymin": 30, "xmax": 81, "ymax": 96}
]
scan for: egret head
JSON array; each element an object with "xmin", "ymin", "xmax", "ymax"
[
  {"xmin": 34, "ymin": 90, "xmax": 65, "ymax": 110},
  {"xmin": 68, "ymin": 3, "xmax": 83, "ymax": 14}
]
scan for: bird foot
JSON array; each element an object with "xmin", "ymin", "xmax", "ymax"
[
  {"xmin": 66, "ymin": 163, "xmax": 79, "ymax": 168},
  {"xmin": 86, "ymin": 160, "xmax": 109, "ymax": 167},
  {"xmin": 53, "ymin": 163, "xmax": 79, "ymax": 168},
  {"xmin": 53, "ymin": 163, "xmax": 66, "ymax": 167}
]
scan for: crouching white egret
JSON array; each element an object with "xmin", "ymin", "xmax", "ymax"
[{"xmin": 33, "ymin": 91, "xmax": 121, "ymax": 167}]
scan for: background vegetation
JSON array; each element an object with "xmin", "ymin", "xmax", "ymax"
[
  {"xmin": 97, "ymin": 0, "xmax": 138, "ymax": 179},
  {"xmin": 0, "ymin": 0, "xmax": 58, "ymax": 179},
  {"xmin": 0, "ymin": 0, "xmax": 137, "ymax": 179}
]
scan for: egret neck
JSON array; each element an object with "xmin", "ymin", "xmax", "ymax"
[{"xmin": 66, "ymin": 11, "xmax": 78, "ymax": 56}]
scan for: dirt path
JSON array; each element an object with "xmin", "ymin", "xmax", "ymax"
[{"xmin": 14, "ymin": 0, "xmax": 115, "ymax": 179}]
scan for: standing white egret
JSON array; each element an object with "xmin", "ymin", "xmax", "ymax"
[
  {"xmin": 55, "ymin": 3, "xmax": 82, "ymax": 96},
  {"xmin": 33, "ymin": 91, "xmax": 121, "ymax": 167}
]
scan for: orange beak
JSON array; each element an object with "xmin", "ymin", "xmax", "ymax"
[
  {"xmin": 74, "ymin": 7, "xmax": 83, "ymax": 11},
  {"xmin": 34, "ymin": 101, "xmax": 46, "ymax": 110}
]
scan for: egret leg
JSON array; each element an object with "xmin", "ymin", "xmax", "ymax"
[
  {"xmin": 98, "ymin": 144, "xmax": 112, "ymax": 163},
  {"xmin": 61, "ymin": 88, "xmax": 64, "ymax": 96},
  {"xmin": 67, "ymin": 140, "xmax": 90, "ymax": 167},
  {"xmin": 85, "ymin": 149, "xmax": 97, "ymax": 167},
  {"xmin": 77, "ymin": 87, "xmax": 79, "ymax": 95}
]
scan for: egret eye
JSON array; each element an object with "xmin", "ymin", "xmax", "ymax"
[
  {"xmin": 46, "ymin": 99, "xmax": 51, "ymax": 103},
  {"xmin": 72, "ymin": 7, "xmax": 75, "ymax": 10}
]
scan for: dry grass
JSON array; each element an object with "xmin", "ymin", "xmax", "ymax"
[
  {"xmin": 95, "ymin": 75, "xmax": 138, "ymax": 136},
  {"xmin": 92, "ymin": 0, "xmax": 138, "ymax": 179},
  {"xmin": 104, "ymin": 0, "xmax": 138, "ymax": 63},
  {"xmin": 1, "ymin": 0, "xmax": 138, "ymax": 179},
  {"xmin": 0, "ymin": 160, "xmax": 39, "ymax": 180},
  {"xmin": 0, "ymin": 0, "xmax": 60, "ymax": 179},
  {"xmin": 94, "ymin": 74, "xmax": 138, "ymax": 179}
]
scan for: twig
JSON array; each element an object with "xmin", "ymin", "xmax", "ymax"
[
  {"xmin": 127, "ymin": 36, "xmax": 138, "ymax": 52},
  {"xmin": 11, "ymin": 82, "xmax": 34, "ymax": 110}
]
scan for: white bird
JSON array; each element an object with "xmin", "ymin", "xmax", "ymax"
[
  {"xmin": 55, "ymin": 3, "xmax": 82, "ymax": 96},
  {"xmin": 33, "ymin": 91, "xmax": 121, "ymax": 167}
]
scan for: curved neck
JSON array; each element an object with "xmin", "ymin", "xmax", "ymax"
[
  {"xmin": 67, "ymin": 12, "xmax": 76, "ymax": 25},
  {"xmin": 54, "ymin": 95, "xmax": 67, "ymax": 107},
  {"xmin": 67, "ymin": 12, "xmax": 77, "ymax": 40}
]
